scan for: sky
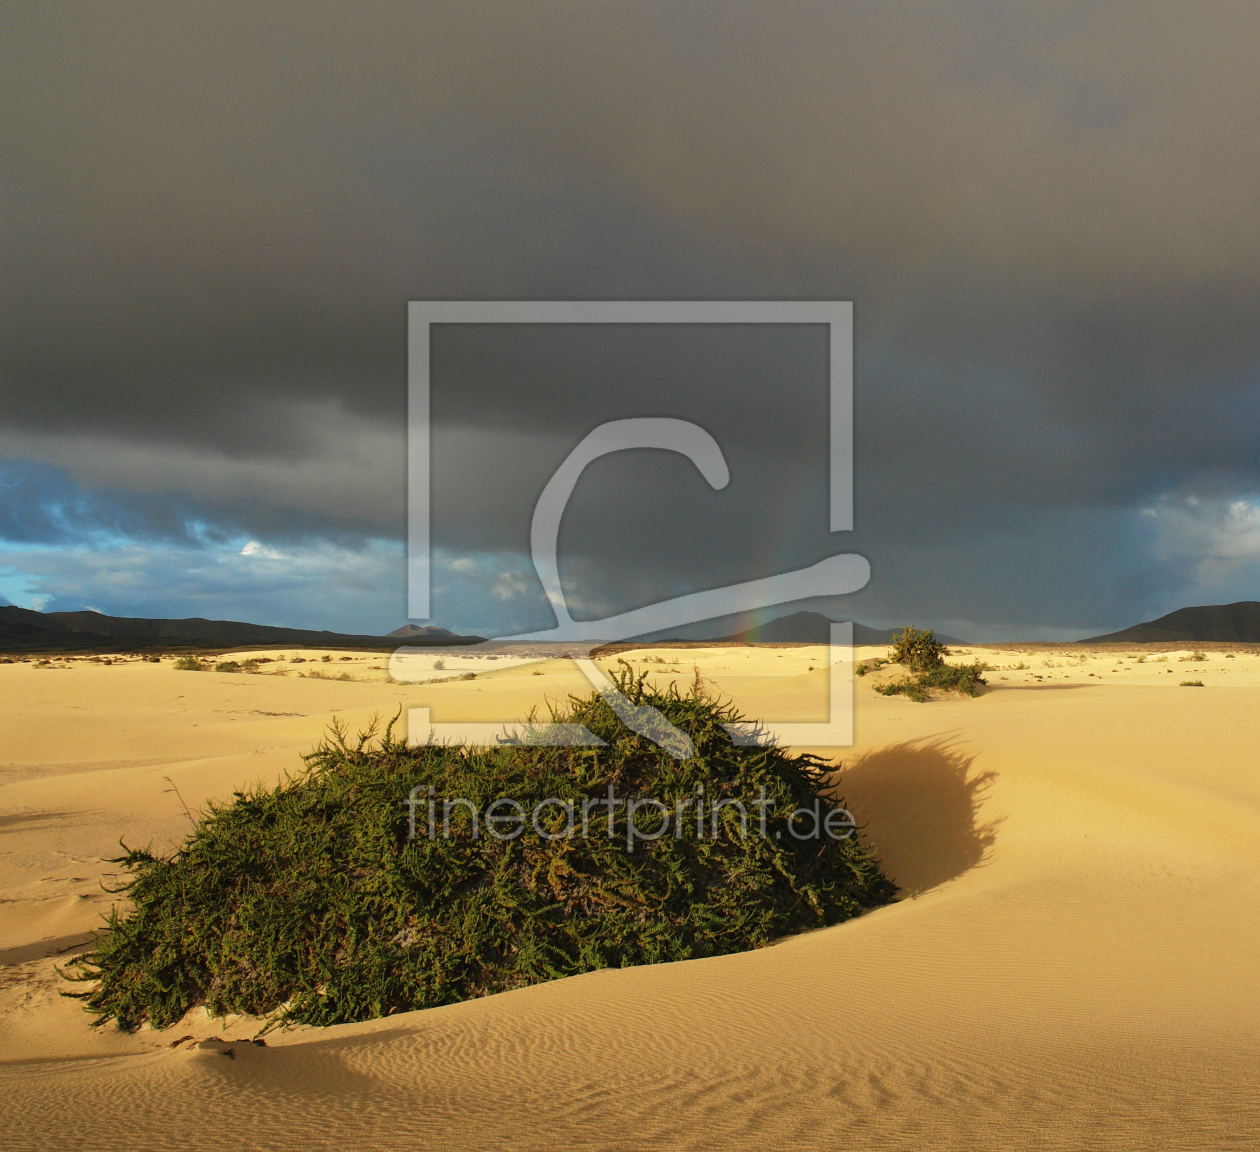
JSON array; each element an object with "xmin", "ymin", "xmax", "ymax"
[{"xmin": 4, "ymin": 1, "xmax": 1260, "ymax": 641}]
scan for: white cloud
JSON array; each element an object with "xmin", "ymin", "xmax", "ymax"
[
  {"xmin": 491, "ymin": 571, "xmax": 530, "ymax": 601},
  {"xmin": 1141, "ymin": 494, "xmax": 1260, "ymax": 601},
  {"xmin": 240, "ymin": 540, "xmax": 284, "ymax": 559}
]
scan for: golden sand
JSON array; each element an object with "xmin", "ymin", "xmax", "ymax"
[{"xmin": 2, "ymin": 645, "xmax": 1257, "ymax": 1149}]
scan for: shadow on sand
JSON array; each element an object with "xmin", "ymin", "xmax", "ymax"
[{"xmin": 827, "ymin": 738, "xmax": 1001, "ymax": 894}]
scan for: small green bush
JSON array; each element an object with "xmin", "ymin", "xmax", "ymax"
[
  {"xmin": 1179, "ymin": 680, "xmax": 1204, "ymax": 687},
  {"xmin": 875, "ymin": 662, "xmax": 987, "ymax": 703},
  {"xmin": 888, "ymin": 626, "xmax": 948, "ymax": 672},
  {"xmin": 875, "ymin": 678, "xmax": 928, "ymax": 703},
  {"xmin": 214, "ymin": 661, "xmax": 242, "ymax": 673},
  {"xmin": 173, "ymin": 656, "xmax": 208, "ymax": 672},
  {"xmin": 919, "ymin": 663, "xmax": 987, "ymax": 694},
  {"xmin": 62, "ymin": 674, "xmax": 895, "ymax": 1032}
]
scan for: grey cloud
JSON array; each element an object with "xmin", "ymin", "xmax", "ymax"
[
  {"xmin": 0, "ymin": 399, "xmax": 405, "ymax": 537},
  {"xmin": 5, "ymin": 2, "xmax": 1260, "ymax": 633}
]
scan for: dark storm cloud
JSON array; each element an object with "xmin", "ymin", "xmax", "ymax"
[
  {"xmin": 0, "ymin": 459, "xmax": 206, "ymax": 545},
  {"xmin": 4, "ymin": 1, "xmax": 1260, "ymax": 632}
]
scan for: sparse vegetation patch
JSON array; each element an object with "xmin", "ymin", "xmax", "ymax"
[
  {"xmin": 873, "ymin": 626, "xmax": 985, "ymax": 702},
  {"xmin": 875, "ymin": 662, "xmax": 987, "ymax": 703}
]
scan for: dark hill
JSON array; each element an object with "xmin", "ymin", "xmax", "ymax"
[
  {"xmin": 387, "ymin": 624, "xmax": 469, "ymax": 642},
  {"xmin": 713, "ymin": 611, "xmax": 964, "ymax": 645},
  {"xmin": 0, "ymin": 606, "xmax": 483, "ymax": 653},
  {"xmin": 1083, "ymin": 601, "xmax": 1260, "ymax": 644}
]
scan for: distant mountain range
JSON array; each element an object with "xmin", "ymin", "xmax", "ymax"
[
  {"xmin": 710, "ymin": 611, "xmax": 964, "ymax": 646},
  {"xmin": 1084, "ymin": 601, "xmax": 1260, "ymax": 644},
  {"xmin": 0, "ymin": 603, "xmax": 978, "ymax": 652},
  {"xmin": 0, "ymin": 606, "xmax": 484, "ymax": 653}
]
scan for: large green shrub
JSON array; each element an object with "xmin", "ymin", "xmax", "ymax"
[{"xmin": 64, "ymin": 672, "xmax": 895, "ymax": 1032}]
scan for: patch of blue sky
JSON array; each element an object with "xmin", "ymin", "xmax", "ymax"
[{"xmin": 0, "ymin": 530, "xmax": 409, "ymax": 634}]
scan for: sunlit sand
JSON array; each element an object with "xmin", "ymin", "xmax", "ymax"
[{"xmin": 2, "ymin": 643, "xmax": 1258, "ymax": 1148}]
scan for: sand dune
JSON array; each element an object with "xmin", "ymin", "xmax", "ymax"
[{"xmin": 2, "ymin": 646, "xmax": 1258, "ymax": 1149}]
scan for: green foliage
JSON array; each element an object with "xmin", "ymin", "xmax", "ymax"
[
  {"xmin": 62, "ymin": 674, "xmax": 895, "ymax": 1032},
  {"xmin": 173, "ymin": 655, "xmax": 208, "ymax": 671},
  {"xmin": 874, "ymin": 678, "xmax": 928, "ymax": 703},
  {"xmin": 918, "ymin": 663, "xmax": 987, "ymax": 693},
  {"xmin": 214, "ymin": 660, "xmax": 241, "ymax": 673},
  {"xmin": 1179, "ymin": 680, "xmax": 1204, "ymax": 687},
  {"xmin": 888, "ymin": 626, "xmax": 948, "ymax": 672},
  {"xmin": 875, "ymin": 662, "xmax": 987, "ymax": 703}
]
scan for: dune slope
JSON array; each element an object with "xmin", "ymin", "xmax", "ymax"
[{"xmin": 1, "ymin": 647, "xmax": 1257, "ymax": 1150}]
